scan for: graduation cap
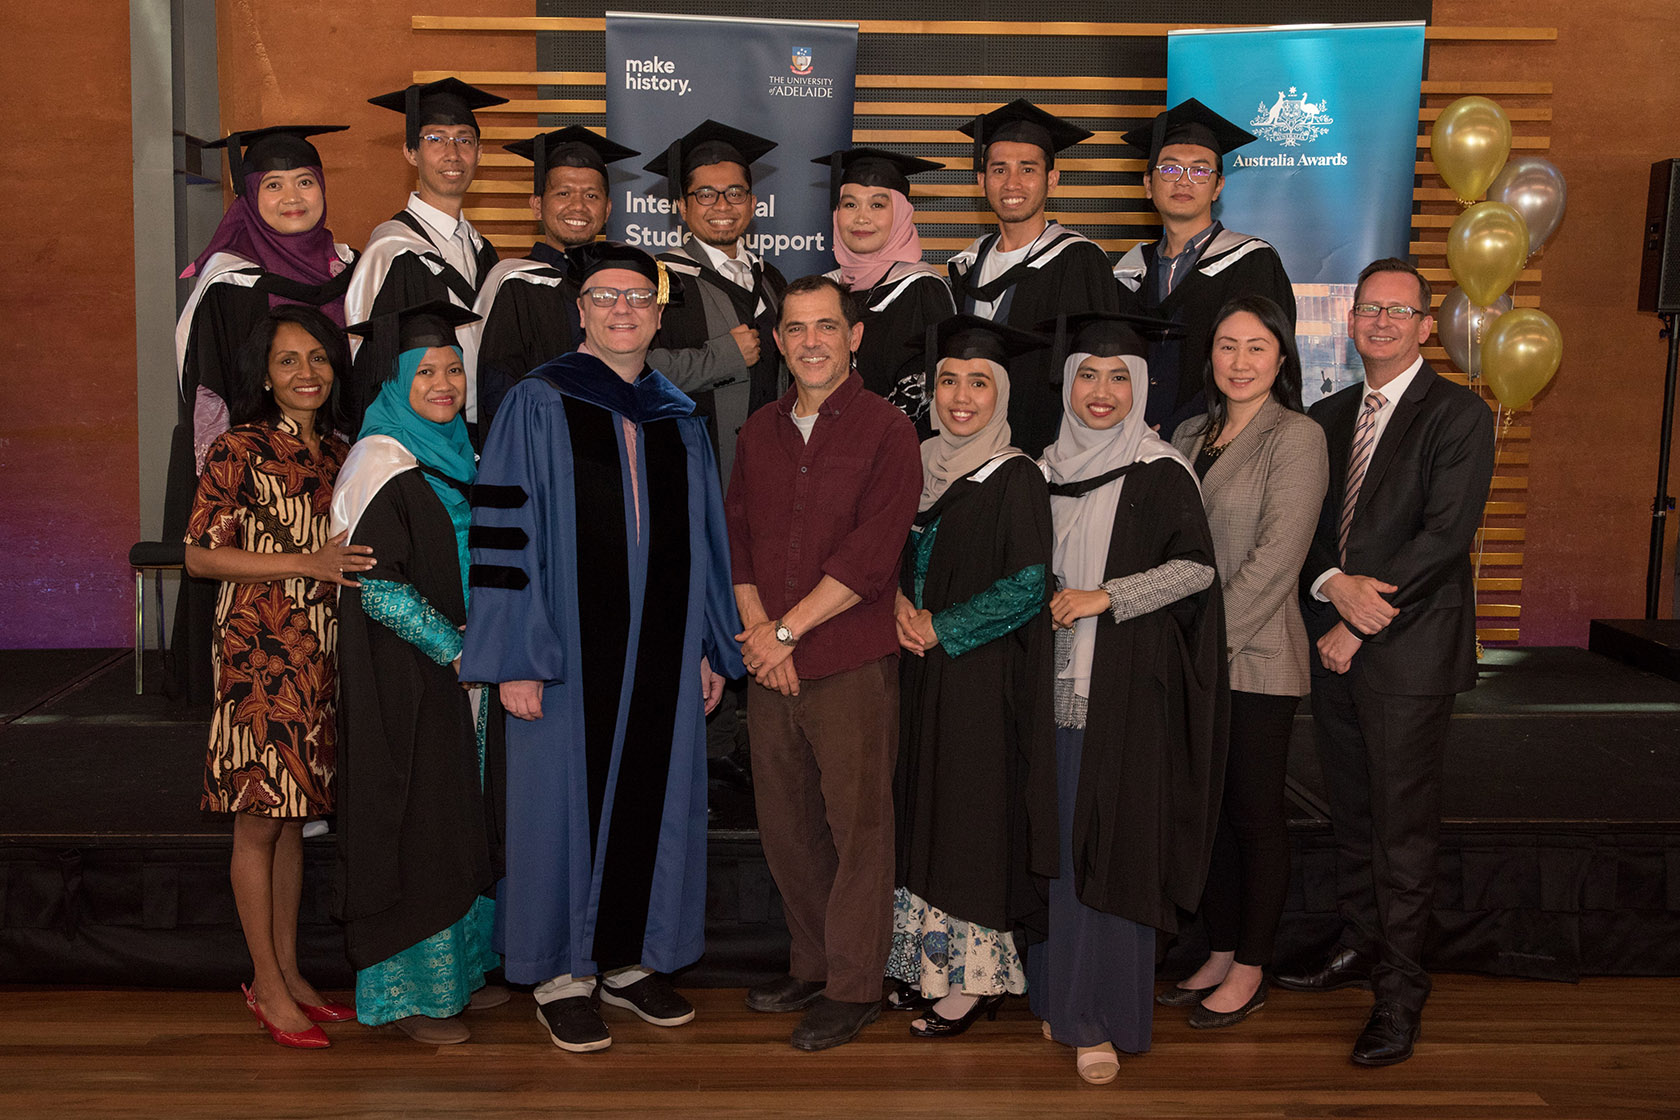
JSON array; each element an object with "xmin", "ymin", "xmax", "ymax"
[
  {"xmin": 367, "ymin": 78, "xmax": 509, "ymax": 149},
  {"xmin": 1036, "ymin": 310, "xmax": 1183, "ymax": 382},
  {"xmin": 566, "ymin": 241, "xmax": 671, "ymax": 305},
  {"xmin": 344, "ymin": 300, "xmax": 481, "ymax": 395},
  {"xmin": 506, "ymin": 126, "xmax": 639, "ymax": 196},
  {"xmin": 923, "ymin": 314, "xmax": 1048, "ymax": 389},
  {"xmin": 958, "ymin": 98, "xmax": 1093, "ymax": 171},
  {"xmin": 1120, "ymin": 98, "xmax": 1256, "ymax": 171},
  {"xmin": 642, "ymin": 119, "xmax": 778, "ymax": 202},
  {"xmin": 810, "ymin": 147, "xmax": 945, "ymax": 210},
  {"xmin": 205, "ymin": 125, "xmax": 347, "ymax": 195}
]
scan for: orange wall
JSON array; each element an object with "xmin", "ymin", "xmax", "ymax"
[
  {"xmin": 2, "ymin": 5, "xmax": 138, "ymax": 646},
  {"xmin": 1433, "ymin": 0, "xmax": 1680, "ymax": 641}
]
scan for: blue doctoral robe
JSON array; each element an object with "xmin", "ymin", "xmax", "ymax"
[{"xmin": 460, "ymin": 350, "xmax": 743, "ymax": 983}]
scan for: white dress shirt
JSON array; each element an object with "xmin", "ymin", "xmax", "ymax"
[
  {"xmin": 406, "ymin": 192, "xmax": 481, "ymax": 287},
  {"xmin": 1310, "ymin": 354, "xmax": 1426, "ymax": 599}
]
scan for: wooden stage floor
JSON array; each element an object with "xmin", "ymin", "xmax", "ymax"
[{"xmin": 2, "ymin": 977, "xmax": 1676, "ymax": 1119}]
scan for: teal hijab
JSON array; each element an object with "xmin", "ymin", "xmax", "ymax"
[{"xmin": 358, "ymin": 346, "xmax": 477, "ymax": 563}]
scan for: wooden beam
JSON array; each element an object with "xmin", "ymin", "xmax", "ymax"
[{"xmin": 411, "ymin": 16, "xmax": 1556, "ymax": 41}]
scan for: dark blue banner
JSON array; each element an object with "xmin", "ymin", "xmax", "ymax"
[
  {"xmin": 1168, "ymin": 23, "xmax": 1426, "ymax": 402},
  {"xmin": 605, "ymin": 12, "xmax": 859, "ymax": 281}
]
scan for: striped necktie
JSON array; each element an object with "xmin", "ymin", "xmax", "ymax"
[{"xmin": 1338, "ymin": 390, "xmax": 1387, "ymax": 563}]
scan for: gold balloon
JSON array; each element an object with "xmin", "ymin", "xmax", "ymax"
[
  {"xmin": 1481, "ymin": 308, "xmax": 1562, "ymax": 409},
  {"xmin": 1448, "ymin": 201, "xmax": 1530, "ymax": 307},
  {"xmin": 1431, "ymin": 96, "xmax": 1512, "ymax": 202}
]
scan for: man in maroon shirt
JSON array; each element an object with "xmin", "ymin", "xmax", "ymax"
[{"xmin": 725, "ymin": 274, "xmax": 922, "ymax": 1050}]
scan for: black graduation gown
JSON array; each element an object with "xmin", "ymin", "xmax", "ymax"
[
  {"xmin": 475, "ymin": 244, "xmax": 581, "ymax": 444},
  {"xmin": 164, "ymin": 264, "xmax": 357, "ymax": 703},
  {"xmin": 849, "ymin": 269, "xmax": 955, "ymax": 439},
  {"xmin": 1064, "ymin": 458, "xmax": 1229, "ymax": 935},
  {"xmin": 896, "ymin": 456, "xmax": 1057, "ymax": 937},
  {"xmin": 1116, "ymin": 228, "xmax": 1296, "ymax": 436},
  {"xmin": 950, "ymin": 235, "xmax": 1119, "ymax": 457},
  {"xmin": 334, "ymin": 469, "xmax": 498, "ymax": 970}
]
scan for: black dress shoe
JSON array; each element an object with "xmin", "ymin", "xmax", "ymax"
[
  {"xmin": 909, "ymin": 993, "xmax": 1004, "ymax": 1038},
  {"xmin": 1187, "ymin": 979, "xmax": 1268, "ymax": 1029},
  {"xmin": 790, "ymin": 996, "xmax": 881, "ymax": 1051},
  {"xmin": 1274, "ymin": 947, "xmax": 1374, "ymax": 992},
  {"xmin": 1155, "ymin": 983, "xmax": 1218, "ymax": 1008},
  {"xmin": 746, "ymin": 975, "xmax": 826, "ymax": 1013},
  {"xmin": 598, "ymin": 973, "xmax": 695, "ymax": 1027},
  {"xmin": 1351, "ymin": 1000, "xmax": 1420, "ymax": 1066}
]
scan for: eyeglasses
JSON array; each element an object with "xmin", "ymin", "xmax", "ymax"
[
  {"xmin": 582, "ymin": 286, "xmax": 658, "ymax": 308},
  {"xmin": 685, "ymin": 185, "xmax": 750, "ymax": 206},
  {"xmin": 1350, "ymin": 303, "xmax": 1425, "ymax": 320},
  {"xmin": 419, "ymin": 134, "xmax": 478, "ymax": 150},
  {"xmin": 1153, "ymin": 163, "xmax": 1217, "ymax": 184}
]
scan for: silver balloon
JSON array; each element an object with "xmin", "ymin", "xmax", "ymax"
[
  {"xmin": 1488, "ymin": 156, "xmax": 1567, "ymax": 256},
  {"xmin": 1438, "ymin": 287, "xmax": 1513, "ymax": 379}
]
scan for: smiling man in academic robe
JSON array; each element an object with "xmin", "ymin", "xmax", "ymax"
[
  {"xmin": 464, "ymin": 126, "xmax": 638, "ymax": 442},
  {"xmin": 946, "ymin": 98, "xmax": 1120, "ymax": 457},
  {"xmin": 1113, "ymin": 99, "xmax": 1296, "ymax": 436},
  {"xmin": 459, "ymin": 242, "xmax": 743, "ymax": 1053},
  {"xmin": 346, "ymin": 78, "xmax": 507, "ymax": 432}
]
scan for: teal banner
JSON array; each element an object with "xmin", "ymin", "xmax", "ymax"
[
  {"xmin": 1168, "ymin": 22, "xmax": 1426, "ymax": 400},
  {"xmin": 605, "ymin": 12, "xmax": 859, "ymax": 280}
]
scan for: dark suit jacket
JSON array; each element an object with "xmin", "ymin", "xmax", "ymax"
[{"xmin": 1300, "ymin": 363, "xmax": 1495, "ymax": 696}]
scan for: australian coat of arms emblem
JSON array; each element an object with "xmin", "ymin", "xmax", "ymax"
[{"xmin": 1250, "ymin": 88, "xmax": 1333, "ymax": 146}]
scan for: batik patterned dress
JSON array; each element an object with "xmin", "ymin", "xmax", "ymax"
[{"xmin": 188, "ymin": 416, "xmax": 347, "ymax": 817}]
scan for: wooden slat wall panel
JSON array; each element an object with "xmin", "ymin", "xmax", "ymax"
[{"xmin": 420, "ymin": 15, "xmax": 1552, "ymax": 643}]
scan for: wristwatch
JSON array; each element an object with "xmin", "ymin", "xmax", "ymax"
[{"xmin": 774, "ymin": 620, "xmax": 798, "ymax": 646}]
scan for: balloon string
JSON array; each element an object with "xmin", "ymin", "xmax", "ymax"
[{"xmin": 1471, "ymin": 400, "xmax": 1513, "ymax": 660}]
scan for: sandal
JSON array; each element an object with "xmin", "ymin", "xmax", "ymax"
[{"xmin": 1076, "ymin": 1043, "xmax": 1119, "ymax": 1085}]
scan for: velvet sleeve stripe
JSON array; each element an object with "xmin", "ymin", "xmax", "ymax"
[
  {"xmin": 468, "ymin": 525, "xmax": 531, "ymax": 552},
  {"xmin": 471, "ymin": 483, "xmax": 529, "ymax": 509},
  {"xmin": 469, "ymin": 563, "xmax": 530, "ymax": 591}
]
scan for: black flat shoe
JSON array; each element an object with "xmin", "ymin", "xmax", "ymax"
[
  {"xmin": 884, "ymin": 980, "xmax": 933, "ymax": 1013},
  {"xmin": 1155, "ymin": 983, "xmax": 1218, "ymax": 1008},
  {"xmin": 1187, "ymin": 979, "xmax": 1268, "ymax": 1029},
  {"xmin": 908, "ymin": 993, "xmax": 1005, "ymax": 1038}
]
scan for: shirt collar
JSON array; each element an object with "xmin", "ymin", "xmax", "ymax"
[
  {"xmin": 407, "ymin": 192, "xmax": 471, "ymax": 245},
  {"xmin": 687, "ymin": 235, "xmax": 757, "ymax": 276},
  {"xmin": 776, "ymin": 370, "xmax": 863, "ymax": 418},
  {"xmin": 1363, "ymin": 355, "xmax": 1425, "ymax": 404},
  {"xmin": 1158, "ymin": 220, "xmax": 1222, "ymax": 266}
]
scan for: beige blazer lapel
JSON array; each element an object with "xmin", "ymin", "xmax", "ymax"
[{"xmin": 1200, "ymin": 395, "xmax": 1285, "ymax": 498}]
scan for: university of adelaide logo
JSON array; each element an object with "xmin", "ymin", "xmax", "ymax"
[
  {"xmin": 1250, "ymin": 87, "xmax": 1333, "ymax": 146},
  {"xmin": 790, "ymin": 47, "xmax": 813, "ymax": 74}
]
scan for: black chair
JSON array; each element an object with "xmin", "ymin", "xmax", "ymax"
[{"xmin": 127, "ymin": 541, "xmax": 185, "ymax": 696}]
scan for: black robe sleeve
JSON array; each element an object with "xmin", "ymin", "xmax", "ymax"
[
  {"xmin": 1070, "ymin": 459, "xmax": 1228, "ymax": 934},
  {"xmin": 858, "ymin": 274, "xmax": 956, "ymax": 435},
  {"xmin": 333, "ymin": 471, "xmax": 495, "ymax": 969}
]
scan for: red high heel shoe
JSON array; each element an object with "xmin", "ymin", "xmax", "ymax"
[
  {"xmin": 297, "ymin": 998, "xmax": 356, "ymax": 1023},
  {"xmin": 243, "ymin": 984, "xmax": 330, "ymax": 1048}
]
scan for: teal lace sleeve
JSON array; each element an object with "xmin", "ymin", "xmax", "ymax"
[
  {"xmin": 931, "ymin": 564, "xmax": 1047, "ymax": 659},
  {"xmin": 361, "ymin": 578, "xmax": 463, "ymax": 666}
]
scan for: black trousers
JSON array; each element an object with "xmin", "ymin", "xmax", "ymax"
[
  {"xmin": 1310, "ymin": 665, "xmax": 1453, "ymax": 1013},
  {"xmin": 1198, "ymin": 690, "xmax": 1299, "ymax": 966}
]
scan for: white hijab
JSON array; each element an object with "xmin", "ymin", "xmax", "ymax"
[
  {"xmin": 919, "ymin": 358, "xmax": 1018, "ymax": 511},
  {"xmin": 1040, "ymin": 349, "xmax": 1194, "ymax": 698}
]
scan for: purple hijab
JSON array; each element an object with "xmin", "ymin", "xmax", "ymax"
[{"xmin": 186, "ymin": 167, "xmax": 346, "ymax": 324}]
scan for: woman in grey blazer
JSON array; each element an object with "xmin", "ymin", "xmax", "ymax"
[{"xmin": 1161, "ymin": 295, "xmax": 1328, "ymax": 1028}]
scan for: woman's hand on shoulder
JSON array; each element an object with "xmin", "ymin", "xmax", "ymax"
[{"xmin": 1049, "ymin": 587, "xmax": 1111, "ymax": 629}]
